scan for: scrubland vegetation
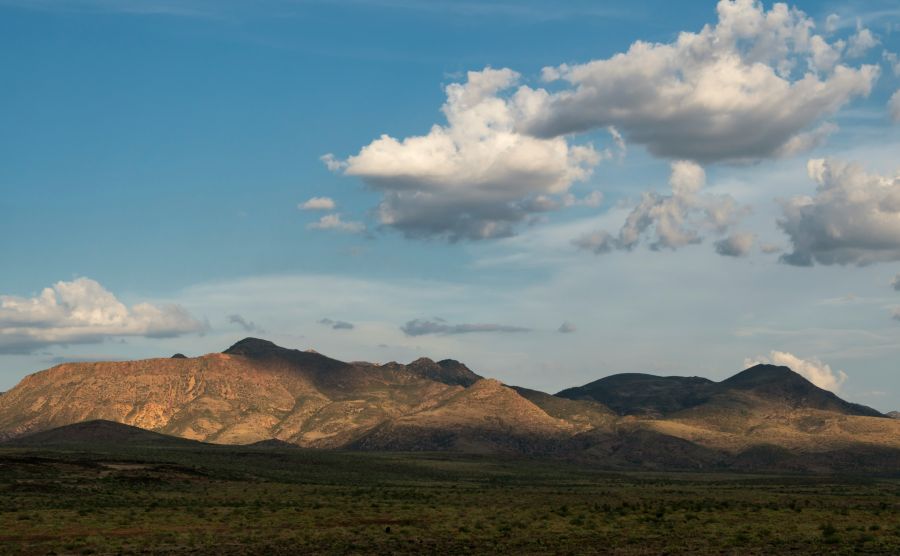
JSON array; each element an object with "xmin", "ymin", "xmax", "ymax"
[{"xmin": 1, "ymin": 444, "xmax": 899, "ymax": 555}]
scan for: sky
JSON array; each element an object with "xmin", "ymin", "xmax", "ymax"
[{"xmin": 2, "ymin": 0, "xmax": 900, "ymax": 411}]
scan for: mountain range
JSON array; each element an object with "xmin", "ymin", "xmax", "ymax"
[{"xmin": 1, "ymin": 337, "xmax": 898, "ymax": 473}]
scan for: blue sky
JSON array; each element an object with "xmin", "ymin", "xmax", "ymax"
[{"xmin": 2, "ymin": 0, "xmax": 900, "ymax": 411}]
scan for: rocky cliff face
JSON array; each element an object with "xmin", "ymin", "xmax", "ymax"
[{"xmin": 0, "ymin": 339, "xmax": 465, "ymax": 447}]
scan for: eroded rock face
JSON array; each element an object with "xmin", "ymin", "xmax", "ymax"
[
  {"xmin": 404, "ymin": 357, "xmax": 482, "ymax": 387},
  {"xmin": 0, "ymin": 339, "xmax": 494, "ymax": 448}
]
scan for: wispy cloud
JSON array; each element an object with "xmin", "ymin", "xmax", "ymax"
[
  {"xmin": 318, "ymin": 318, "xmax": 354, "ymax": 330},
  {"xmin": 299, "ymin": 197, "xmax": 336, "ymax": 211},
  {"xmin": 228, "ymin": 313, "xmax": 261, "ymax": 333},
  {"xmin": 307, "ymin": 214, "xmax": 365, "ymax": 234},
  {"xmin": 401, "ymin": 318, "xmax": 528, "ymax": 336}
]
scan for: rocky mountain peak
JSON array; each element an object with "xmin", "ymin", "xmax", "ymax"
[
  {"xmin": 721, "ymin": 364, "xmax": 806, "ymax": 389},
  {"xmin": 223, "ymin": 337, "xmax": 282, "ymax": 357},
  {"xmin": 406, "ymin": 356, "xmax": 482, "ymax": 387}
]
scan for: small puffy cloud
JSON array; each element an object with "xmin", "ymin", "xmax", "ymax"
[
  {"xmin": 808, "ymin": 35, "xmax": 844, "ymax": 74},
  {"xmin": 0, "ymin": 278, "xmax": 204, "ymax": 354},
  {"xmin": 228, "ymin": 314, "xmax": 259, "ymax": 332},
  {"xmin": 824, "ymin": 13, "xmax": 840, "ymax": 34},
  {"xmin": 319, "ymin": 154, "xmax": 346, "ymax": 172},
  {"xmin": 892, "ymin": 274, "xmax": 900, "ymax": 291},
  {"xmin": 401, "ymin": 318, "xmax": 529, "ymax": 336},
  {"xmin": 558, "ymin": 322, "xmax": 576, "ymax": 334},
  {"xmin": 574, "ymin": 161, "xmax": 744, "ymax": 254},
  {"xmin": 327, "ymin": 67, "xmax": 602, "ymax": 241},
  {"xmin": 299, "ymin": 197, "xmax": 336, "ymax": 211},
  {"xmin": 521, "ymin": 0, "xmax": 878, "ymax": 163},
  {"xmin": 318, "ymin": 318, "xmax": 354, "ymax": 330},
  {"xmin": 307, "ymin": 214, "xmax": 365, "ymax": 234},
  {"xmin": 846, "ymin": 22, "xmax": 878, "ymax": 58},
  {"xmin": 890, "ymin": 90, "xmax": 900, "ymax": 124},
  {"xmin": 779, "ymin": 158, "xmax": 900, "ymax": 266},
  {"xmin": 715, "ymin": 232, "xmax": 755, "ymax": 257},
  {"xmin": 745, "ymin": 350, "xmax": 847, "ymax": 392}
]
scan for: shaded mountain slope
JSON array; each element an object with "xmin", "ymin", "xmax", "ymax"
[
  {"xmin": 558, "ymin": 365, "xmax": 883, "ymax": 419},
  {"xmin": 563, "ymin": 426, "xmax": 727, "ymax": 470},
  {"xmin": 643, "ymin": 410, "xmax": 900, "ymax": 454},
  {"xmin": 511, "ymin": 385, "xmax": 615, "ymax": 431},
  {"xmin": 636, "ymin": 365, "xmax": 898, "ymax": 453},
  {"xmin": 556, "ymin": 373, "xmax": 718, "ymax": 417},
  {"xmin": 721, "ymin": 365, "xmax": 883, "ymax": 417},
  {"xmin": 553, "ymin": 365, "xmax": 898, "ymax": 456},
  {"xmin": 4, "ymin": 419, "xmax": 205, "ymax": 448}
]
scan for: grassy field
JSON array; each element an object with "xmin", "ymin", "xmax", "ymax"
[{"xmin": 1, "ymin": 443, "xmax": 899, "ymax": 555}]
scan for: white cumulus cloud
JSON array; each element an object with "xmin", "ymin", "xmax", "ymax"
[
  {"xmin": 0, "ymin": 278, "xmax": 205, "ymax": 354},
  {"xmin": 324, "ymin": 1, "xmax": 881, "ymax": 244},
  {"xmin": 521, "ymin": 0, "xmax": 879, "ymax": 163},
  {"xmin": 745, "ymin": 350, "xmax": 847, "ymax": 392},
  {"xmin": 779, "ymin": 158, "xmax": 900, "ymax": 266},
  {"xmin": 846, "ymin": 22, "xmax": 879, "ymax": 58},
  {"xmin": 326, "ymin": 67, "xmax": 603, "ymax": 240}
]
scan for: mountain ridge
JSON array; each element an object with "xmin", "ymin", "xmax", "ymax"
[
  {"xmin": 0, "ymin": 338, "xmax": 897, "ymax": 472},
  {"xmin": 557, "ymin": 364, "xmax": 883, "ymax": 419}
]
